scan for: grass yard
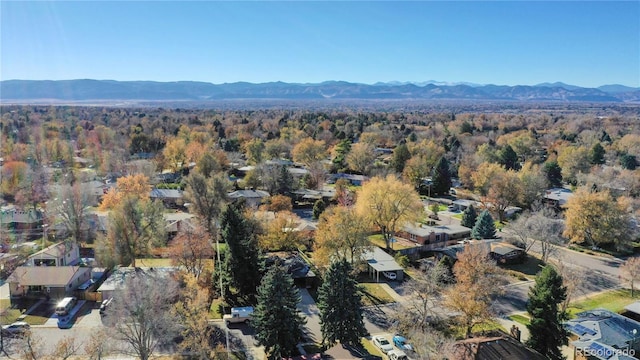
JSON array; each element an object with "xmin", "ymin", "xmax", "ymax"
[
  {"xmin": 449, "ymin": 319, "xmax": 505, "ymax": 340},
  {"xmin": 567, "ymin": 289, "xmax": 637, "ymax": 317},
  {"xmin": 368, "ymin": 234, "xmax": 413, "ymax": 250},
  {"xmin": 359, "ymin": 283, "xmax": 396, "ymax": 306},
  {"xmin": 135, "ymin": 258, "xmax": 174, "ymax": 267},
  {"xmin": 452, "ymin": 213, "xmax": 463, "ymax": 220},
  {"xmin": 503, "ymin": 255, "xmax": 545, "ymax": 279},
  {"xmin": 361, "ymin": 338, "xmax": 384, "ymax": 358},
  {"xmin": 24, "ymin": 314, "xmax": 49, "ymax": 325},
  {"xmin": 210, "ymin": 298, "xmax": 225, "ymax": 319},
  {"xmin": 509, "ymin": 313, "xmax": 531, "ymax": 326}
]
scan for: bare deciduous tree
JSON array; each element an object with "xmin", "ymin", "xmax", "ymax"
[
  {"xmin": 167, "ymin": 225, "xmax": 213, "ymax": 280},
  {"xmin": 551, "ymin": 257, "xmax": 584, "ymax": 313},
  {"xmin": 106, "ymin": 273, "xmax": 180, "ymax": 360},
  {"xmin": 84, "ymin": 328, "xmax": 113, "ymax": 360},
  {"xmin": 403, "ymin": 262, "xmax": 450, "ymax": 330},
  {"xmin": 621, "ymin": 257, "xmax": 640, "ymax": 297},
  {"xmin": 506, "ymin": 206, "xmax": 565, "ymax": 262},
  {"xmin": 49, "ymin": 336, "xmax": 79, "ymax": 360}
]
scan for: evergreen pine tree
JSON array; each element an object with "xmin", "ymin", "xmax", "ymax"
[
  {"xmin": 621, "ymin": 154, "xmax": 638, "ymax": 170},
  {"xmin": 431, "ymin": 157, "xmax": 452, "ymax": 196},
  {"xmin": 498, "ymin": 144, "xmax": 521, "ymax": 171},
  {"xmin": 392, "ymin": 143, "xmax": 411, "ymax": 173},
  {"xmin": 220, "ymin": 201, "xmax": 263, "ymax": 298},
  {"xmin": 589, "ymin": 142, "xmax": 606, "ymax": 165},
  {"xmin": 460, "ymin": 205, "xmax": 478, "ymax": 228},
  {"xmin": 543, "ymin": 161, "xmax": 563, "ymax": 188},
  {"xmin": 253, "ymin": 267, "xmax": 306, "ymax": 360},
  {"xmin": 317, "ymin": 259, "xmax": 367, "ymax": 346},
  {"xmin": 312, "ymin": 199, "xmax": 326, "ymax": 220},
  {"xmin": 526, "ymin": 265, "xmax": 569, "ymax": 360},
  {"xmin": 471, "ymin": 210, "xmax": 496, "ymax": 239},
  {"xmin": 276, "ymin": 165, "xmax": 294, "ymax": 195}
]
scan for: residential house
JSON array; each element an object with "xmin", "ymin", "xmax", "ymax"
[
  {"xmin": 451, "ymin": 331, "xmax": 546, "ymax": 360},
  {"xmin": 432, "ymin": 240, "xmax": 522, "ymax": 265},
  {"xmin": 96, "ymin": 266, "xmax": 178, "ymax": 301},
  {"xmin": 489, "ymin": 242, "xmax": 525, "ymax": 264},
  {"xmin": 227, "ymin": 189, "xmax": 270, "ymax": 208},
  {"xmin": 150, "ymin": 188, "xmax": 184, "ymax": 209},
  {"xmin": 566, "ymin": 309, "xmax": 640, "ymax": 360},
  {"xmin": 451, "ymin": 199, "xmax": 483, "ymax": 212},
  {"xmin": 543, "ymin": 188, "xmax": 574, "ymax": 208},
  {"xmin": 88, "ymin": 211, "xmax": 195, "ymax": 240},
  {"xmin": 7, "ymin": 266, "xmax": 92, "ymax": 300},
  {"xmin": 164, "ymin": 212, "xmax": 196, "ymax": 238},
  {"xmin": 329, "ymin": 173, "xmax": 368, "ymax": 186},
  {"xmin": 362, "ymin": 247, "xmax": 404, "ymax": 282},
  {"xmin": 0, "ymin": 207, "xmax": 43, "ymax": 233},
  {"xmin": 25, "ymin": 241, "xmax": 80, "ymax": 267},
  {"xmin": 398, "ymin": 223, "xmax": 471, "ymax": 249}
]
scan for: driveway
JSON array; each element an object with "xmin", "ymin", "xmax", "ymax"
[{"xmin": 298, "ymin": 288, "xmax": 322, "ymax": 343}]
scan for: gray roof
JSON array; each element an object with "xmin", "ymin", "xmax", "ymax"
[
  {"xmin": 150, "ymin": 188, "xmax": 183, "ymax": 199},
  {"xmin": 97, "ymin": 267, "xmax": 178, "ymax": 292},
  {"xmin": 566, "ymin": 309, "xmax": 640, "ymax": 350},
  {"xmin": 624, "ymin": 301, "xmax": 640, "ymax": 315},
  {"xmin": 228, "ymin": 189, "xmax": 270, "ymax": 199},
  {"xmin": 544, "ymin": 188, "xmax": 574, "ymax": 205},
  {"xmin": 403, "ymin": 223, "xmax": 471, "ymax": 237},
  {"xmin": 362, "ymin": 247, "xmax": 403, "ymax": 273},
  {"xmin": 0, "ymin": 207, "xmax": 42, "ymax": 224}
]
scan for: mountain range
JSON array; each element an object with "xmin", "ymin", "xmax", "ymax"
[{"xmin": 1, "ymin": 79, "xmax": 639, "ymax": 102}]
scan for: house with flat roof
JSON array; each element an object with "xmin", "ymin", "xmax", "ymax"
[
  {"xmin": 361, "ymin": 247, "xmax": 404, "ymax": 282},
  {"xmin": 566, "ymin": 309, "xmax": 640, "ymax": 360},
  {"xmin": 543, "ymin": 188, "xmax": 574, "ymax": 208},
  {"xmin": 97, "ymin": 266, "xmax": 178, "ymax": 300}
]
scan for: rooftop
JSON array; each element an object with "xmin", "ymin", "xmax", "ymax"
[
  {"xmin": 7, "ymin": 266, "xmax": 87, "ymax": 287},
  {"xmin": 566, "ymin": 308, "xmax": 640, "ymax": 356},
  {"xmin": 362, "ymin": 246, "xmax": 403, "ymax": 273}
]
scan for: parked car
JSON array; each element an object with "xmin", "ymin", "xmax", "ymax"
[
  {"xmin": 2, "ymin": 321, "xmax": 30, "ymax": 336},
  {"xmin": 393, "ymin": 335, "xmax": 413, "ymax": 351},
  {"xmin": 383, "ymin": 271, "xmax": 397, "ymax": 281},
  {"xmin": 99, "ymin": 298, "xmax": 113, "ymax": 316},
  {"xmin": 388, "ymin": 349, "xmax": 409, "ymax": 360},
  {"xmin": 372, "ymin": 335, "xmax": 394, "ymax": 354}
]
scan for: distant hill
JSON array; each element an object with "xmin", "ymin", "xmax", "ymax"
[{"xmin": 1, "ymin": 79, "xmax": 637, "ymax": 102}]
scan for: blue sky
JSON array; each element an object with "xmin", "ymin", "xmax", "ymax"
[{"xmin": 1, "ymin": 1, "xmax": 638, "ymax": 87}]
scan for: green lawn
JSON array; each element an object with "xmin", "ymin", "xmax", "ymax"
[
  {"xmin": 509, "ymin": 313, "xmax": 531, "ymax": 326},
  {"xmin": 210, "ymin": 298, "xmax": 225, "ymax": 319},
  {"xmin": 567, "ymin": 289, "xmax": 637, "ymax": 317},
  {"xmin": 448, "ymin": 319, "xmax": 504, "ymax": 340},
  {"xmin": 503, "ymin": 255, "xmax": 545, "ymax": 279},
  {"xmin": 359, "ymin": 283, "xmax": 396, "ymax": 306},
  {"xmin": 368, "ymin": 234, "xmax": 412, "ymax": 250},
  {"xmin": 452, "ymin": 213, "xmax": 463, "ymax": 220},
  {"xmin": 361, "ymin": 338, "xmax": 384, "ymax": 358}
]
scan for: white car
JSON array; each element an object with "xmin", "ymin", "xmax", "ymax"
[
  {"xmin": 383, "ymin": 271, "xmax": 397, "ymax": 281},
  {"xmin": 388, "ymin": 349, "xmax": 409, "ymax": 360},
  {"xmin": 372, "ymin": 335, "xmax": 394, "ymax": 354}
]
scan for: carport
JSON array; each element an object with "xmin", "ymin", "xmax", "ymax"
[{"xmin": 363, "ymin": 247, "xmax": 404, "ymax": 282}]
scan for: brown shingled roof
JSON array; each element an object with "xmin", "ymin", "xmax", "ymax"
[{"xmin": 7, "ymin": 266, "xmax": 82, "ymax": 287}]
